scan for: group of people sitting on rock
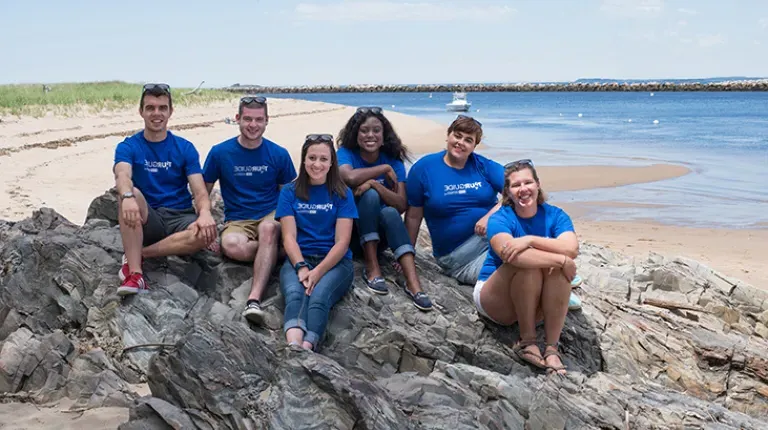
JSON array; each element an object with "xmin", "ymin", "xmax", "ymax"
[{"xmin": 113, "ymin": 84, "xmax": 582, "ymax": 375}]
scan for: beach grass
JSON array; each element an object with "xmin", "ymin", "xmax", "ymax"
[{"xmin": 0, "ymin": 81, "xmax": 236, "ymax": 117}]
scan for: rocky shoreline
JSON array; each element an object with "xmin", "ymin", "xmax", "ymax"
[
  {"xmin": 225, "ymin": 79, "xmax": 768, "ymax": 94},
  {"xmin": 1, "ymin": 191, "xmax": 767, "ymax": 429}
]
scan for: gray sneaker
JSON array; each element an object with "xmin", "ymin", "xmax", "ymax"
[{"xmin": 243, "ymin": 300, "xmax": 265, "ymax": 324}]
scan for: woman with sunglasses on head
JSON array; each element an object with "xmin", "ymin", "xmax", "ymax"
[
  {"xmin": 405, "ymin": 115, "xmax": 505, "ymax": 285},
  {"xmin": 336, "ymin": 107, "xmax": 433, "ymax": 311},
  {"xmin": 475, "ymin": 159, "xmax": 578, "ymax": 375},
  {"xmin": 276, "ymin": 134, "xmax": 358, "ymax": 350}
]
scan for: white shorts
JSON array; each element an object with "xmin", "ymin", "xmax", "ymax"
[{"xmin": 473, "ymin": 280, "xmax": 502, "ymax": 325}]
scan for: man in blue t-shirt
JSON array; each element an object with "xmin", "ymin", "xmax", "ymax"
[
  {"xmin": 113, "ymin": 84, "xmax": 217, "ymax": 296},
  {"xmin": 203, "ymin": 96, "xmax": 297, "ymax": 324}
]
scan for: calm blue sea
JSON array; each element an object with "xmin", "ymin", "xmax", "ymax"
[{"xmin": 269, "ymin": 92, "xmax": 768, "ymax": 229}]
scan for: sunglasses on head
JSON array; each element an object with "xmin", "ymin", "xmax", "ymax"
[
  {"xmin": 456, "ymin": 114, "xmax": 482, "ymax": 127},
  {"xmin": 240, "ymin": 95, "xmax": 267, "ymax": 105},
  {"xmin": 504, "ymin": 159, "xmax": 534, "ymax": 169},
  {"xmin": 305, "ymin": 134, "xmax": 334, "ymax": 144},
  {"xmin": 355, "ymin": 106, "xmax": 382, "ymax": 115},
  {"xmin": 142, "ymin": 83, "xmax": 171, "ymax": 94}
]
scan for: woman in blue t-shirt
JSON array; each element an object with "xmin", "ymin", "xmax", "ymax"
[
  {"xmin": 275, "ymin": 134, "xmax": 358, "ymax": 351},
  {"xmin": 474, "ymin": 159, "xmax": 578, "ymax": 376},
  {"xmin": 336, "ymin": 107, "xmax": 433, "ymax": 311},
  {"xmin": 405, "ymin": 115, "xmax": 504, "ymax": 285}
]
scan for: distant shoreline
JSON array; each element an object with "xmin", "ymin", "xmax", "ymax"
[{"xmin": 226, "ymin": 80, "xmax": 768, "ymax": 94}]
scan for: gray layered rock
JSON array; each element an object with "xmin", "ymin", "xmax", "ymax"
[{"xmin": 0, "ymin": 193, "xmax": 767, "ymax": 429}]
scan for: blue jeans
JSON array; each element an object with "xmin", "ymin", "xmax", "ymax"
[
  {"xmin": 280, "ymin": 256, "xmax": 353, "ymax": 347},
  {"xmin": 436, "ymin": 234, "xmax": 488, "ymax": 285},
  {"xmin": 356, "ymin": 189, "xmax": 415, "ymax": 260}
]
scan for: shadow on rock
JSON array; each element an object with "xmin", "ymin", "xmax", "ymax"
[{"xmin": 0, "ymin": 194, "xmax": 766, "ymax": 429}]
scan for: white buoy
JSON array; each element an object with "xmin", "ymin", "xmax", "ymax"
[
  {"xmin": 650, "ymin": 92, "xmax": 655, "ymax": 96},
  {"xmin": 559, "ymin": 113, "xmax": 563, "ymax": 116},
  {"xmin": 578, "ymin": 113, "xmax": 583, "ymax": 118},
  {"xmin": 628, "ymin": 119, "xmax": 632, "ymax": 123},
  {"xmin": 476, "ymin": 109, "xmax": 480, "ymax": 112},
  {"xmin": 391, "ymin": 104, "xmax": 396, "ymax": 108},
  {"xmin": 429, "ymin": 93, "xmax": 432, "ymax": 98},
  {"xmin": 653, "ymin": 119, "xmax": 660, "ymax": 124}
]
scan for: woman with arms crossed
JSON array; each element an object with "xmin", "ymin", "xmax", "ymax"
[
  {"xmin": 475, "ymin": 159, "xmax": 578, "ymax": 375},
  {"xmin": 336, "ymin": 107, "xmax": 432, "ymax": 311}
]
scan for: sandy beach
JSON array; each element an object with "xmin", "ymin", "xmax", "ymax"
[
  {"xmin": 0, "ymin": 97, "xmax": 765, "ymax": 292},
  {"xmin": 0, "ymin": 97, "xmax": 766, "ymax": 427}
]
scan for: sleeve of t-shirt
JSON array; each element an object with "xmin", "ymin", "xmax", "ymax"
[
  {"xmin": 202, "ymin": 147, "xmax": 219, "ymax": 184},
  {"xmin": 114, "ymin": 140, "xmax": 133, "ymax": 166},
  {"xmin": 182, "ymin": 140, "xmax": 203, "ymax": 176},
  {"xmin": 487, "ymin": 209, "xmax": 525, "ymax": 240},
  {"xmin": 336, "ymin": 147, "xmax": 355, "ymax": 167},
  {"xmin": 392, "ymin": 159, "xmax": 407, "ymax": 182},
  {"xmin": 277, "ymin": 149, "xmax": 298, "ymax": 185},
  {"xmin": 406, "ymin": 161, "xmax": 426, "ymax": 207},
  {"xmin": 485, "ymin": 158, "xmax": 506, "ymax": 194},
  {"xmin": 552, "ymin": 207, "xmax": 576, "ymax": 238},
  {"xmin": 337, "ymin": 187, "xmax": 359, "ymax": 219},
  {"xmin": 275, "ymin": 186, "xmax": 294, "ymax": 219}
]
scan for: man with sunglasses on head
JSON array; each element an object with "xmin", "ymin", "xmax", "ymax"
[
  {"xmin": 114, "ymin": 84, "xmax": 218, "ymax": 295},
  {"xmin": 203, "ymin": 96, "xmax": 297, "ymax": 324}
]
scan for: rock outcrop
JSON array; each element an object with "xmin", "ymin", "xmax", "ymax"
[{"xmin": 1, "ymin": 192, "xmax": 767, "ymax": 429}]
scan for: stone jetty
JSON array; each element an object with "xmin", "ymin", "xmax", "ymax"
[{"xmin": 225, "ymin": 79, "xmax": 768, "ymax": 94}]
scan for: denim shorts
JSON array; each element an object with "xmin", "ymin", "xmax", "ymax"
[{"xmin": 436, "ymin": 234, "xmax": 488, "ymax": 285}]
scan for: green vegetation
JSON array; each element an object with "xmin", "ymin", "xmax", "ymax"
[{"xmin": 0, "ymin": 81, "xmax": 237, "ymax": 116}]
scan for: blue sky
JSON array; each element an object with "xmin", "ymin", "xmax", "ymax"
[{"xmin": 1, "ymin": 0, "xmax": 766, "ymax": 87}]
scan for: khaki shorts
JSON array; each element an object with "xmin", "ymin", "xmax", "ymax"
[{"xmin": 221, "ymin": 211, "xmax": 276, "ymax": 241}]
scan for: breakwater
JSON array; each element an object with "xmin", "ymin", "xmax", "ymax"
[{"xmin": 225, "ymin": 80, "xmax": 768, "ymax": 93}]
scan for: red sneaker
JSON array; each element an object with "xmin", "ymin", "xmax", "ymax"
[
  {"xmin": 118, "ymin": 254, "xmax": 143, "ymax": 282},
  {"xmin": 117, "ymin": 272, "xmax": 148, "ymax": 296}
]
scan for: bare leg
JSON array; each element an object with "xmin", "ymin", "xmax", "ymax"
[
  {"xmin": 221, "ymin": 232, "xmax": 259, "ymax": 262},
  {"xmin": 541, "ymin": 268, "xmax": 571, "ymax": 374},
  {"xmin": 363, "ymin": 241, "xmax": 383, "ymax": 280},
  {"xmin": 479, "ymin": 265, "xmax": 545, "ymax": 367},
  {"xmin": 119, "ymin": 187, "xmax": 149, "ymax": 274},
  {"xmin": 509, "ymin": 268, "xmax": 544, "ymax": 341},
  {"xmin": 398, "ymin": 253, "xmax": 423, "ymax": 294},
  {"xmin": 286, "ymin": 328, "xmax": 303, "ymax": 345},
  {"xmin": 142, "ymin": 230, "xmax": 207, "ymax": 258},
  {"xmin": 248, "ymin": 221, "xmax": 280, "ymax": 301}
]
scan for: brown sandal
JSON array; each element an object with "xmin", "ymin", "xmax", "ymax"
[
  {"xmin": 543, "ymin": 344, "xmax": 567, "ymax": 375},
  {"xmin": 513, "ymin": 339, "xmax": 546, "ymax": 369}
]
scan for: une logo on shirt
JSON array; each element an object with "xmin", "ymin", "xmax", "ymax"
[
  {"xmin": 297, "ymin": 202, "xmax": 333, "ymax": 215},
  {"xmin": 144, "ymin": 160, "xmax": 172, "ymax": 173},
  {"xmin": 444, "ymin": 181, "xmax": 483, "ymax": 196},
  {"xmin": 234, "ymin": 165, "xmax": 269, "ymax": 176}
]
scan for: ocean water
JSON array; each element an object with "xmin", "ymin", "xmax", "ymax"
[{"xmin": 269, "ymin": 92, "xmax": 768, "ymax": 229}]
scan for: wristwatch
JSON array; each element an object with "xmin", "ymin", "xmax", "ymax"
[
  {"xmin": 120, "ymin": 191, "xmax": 135, "ymax": 200},
  {"xmin": 294, "ymin": 261, "xmax": 310, "ymax": 272}
]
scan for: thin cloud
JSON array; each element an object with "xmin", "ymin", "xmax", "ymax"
[
  {"xmin": 677, "ymin": 8, "xmax": 697, "ymax": 15},
  {"xmin": 698, "ymin": 33, "xmax": 725, "ymax": 47},
  {"xmin": 760, "ymin": 18, "xmax": 768, "ymax": 29},
  {"xmin": 600, "ymin": 0, "xmax": 663, "ymax": 17},
  {"xmin": 294, "ymin": 1, "xmax": 516, "ymax": 22}
]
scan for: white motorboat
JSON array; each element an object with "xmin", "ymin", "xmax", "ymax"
[{"xmin": 446, "ymin": 92, "xmax": 471, "ymax": 112}]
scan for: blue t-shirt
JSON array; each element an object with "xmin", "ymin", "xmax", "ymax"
[
  {"xmin": 202, "ymin": 137, "xmax": 297, "ymax": 222},
  {"xmin": 477, "ymin": 204, "xmax": 575, "ymax": 281},
  {"xmin": 275, "ymin": 183, "xmax": 359, "ymax": 259},
  {"xmin": 406, "ymin": 151, "xmax": 504, "ymax": 257},
  {"xmin": 114, "ymin": 131, "xmax": 202, "ymax": 210},
  {"xmin": 337, "ymin": 147, "xmax": 407, "ymax": 186}
]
